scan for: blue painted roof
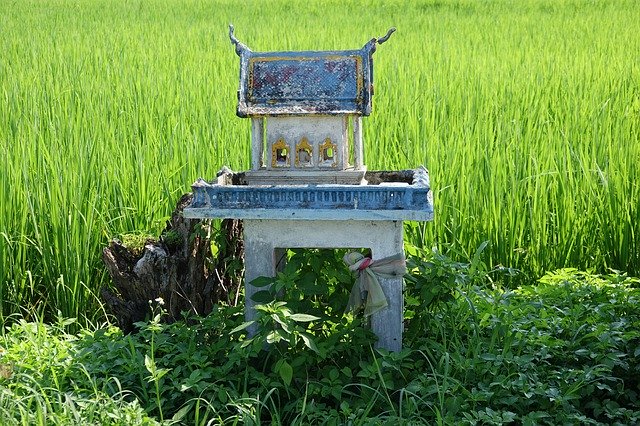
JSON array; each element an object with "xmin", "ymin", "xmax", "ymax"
[{"xmin": 229, "ymin": 26, "xmax": 395, "ymax": 117}]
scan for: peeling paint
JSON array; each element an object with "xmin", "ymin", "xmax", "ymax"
[{"xmin": 229, "ymin": 25, "xmax": 395, "ymax": 117}]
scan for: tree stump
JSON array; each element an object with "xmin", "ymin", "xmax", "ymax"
[{"xmin": 101, "ymin": 194, "xmax": 244, "ymax": 332}]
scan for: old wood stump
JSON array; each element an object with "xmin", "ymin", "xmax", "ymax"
[{"xmin": 101, "ymin": 194, "xmax": 244, "ymax": 332}]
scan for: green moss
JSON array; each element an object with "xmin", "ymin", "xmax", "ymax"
[{"xmin": 119, "ymin": 233, "xmax": 155, "ymax": 257}]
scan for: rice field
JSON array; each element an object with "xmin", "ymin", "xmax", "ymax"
[{"xmin": 1, "ymin": 0, "xmax": 639, "ymax": 323}]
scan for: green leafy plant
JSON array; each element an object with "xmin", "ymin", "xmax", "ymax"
[
  {"xmin": 138, "ymin": 300, "xmax": 171, "ymax": 422},
  {"xmin": 2, "ymin": 242, "xmax": 640, "ymax": 424}
]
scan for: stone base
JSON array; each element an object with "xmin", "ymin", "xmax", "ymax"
[{"xmin": 243, "ymin": 219, "xmax": 405, "ymax": 352}]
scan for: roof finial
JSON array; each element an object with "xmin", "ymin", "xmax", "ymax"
[
  {"xmin": 377, "ymin": 27, "xmax": 396, "ymax": 45},
  {"xmin": 229, "ymin": 24, "xmax": 250, "ymax": 56}
]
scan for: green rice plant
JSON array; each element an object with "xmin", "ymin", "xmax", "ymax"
[{"xmin": 1, "ymin": 0, "xmax": 639, "ymax": 323}]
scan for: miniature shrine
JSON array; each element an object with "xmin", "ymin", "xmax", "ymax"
[{"xmin": 184, "ymin": 26, "xmax": 434, "ymax": 351}]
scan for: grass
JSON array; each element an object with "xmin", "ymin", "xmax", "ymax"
[
  {"xmin": 1, "ymin": 0, "xmax": 639, "ymax": 338},
  {"xmin": 0, "ymin": 249, "xmax": 638, "ymax": 425}
]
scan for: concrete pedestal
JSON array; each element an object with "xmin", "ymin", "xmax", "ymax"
[{"xmin": 243, "ymin": 219, "xmax": 405, "ymax": 352}]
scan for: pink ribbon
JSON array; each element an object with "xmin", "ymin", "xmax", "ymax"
[
  {"xmin": 344, "ymin": 252, "xmax": 406, "ymax": 316},
  {"xmin": 357, "ymin": 257, "xmax": 373, "ymax": 271}
]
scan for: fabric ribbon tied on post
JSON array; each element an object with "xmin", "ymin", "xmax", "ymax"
[{"xmin": 343, "ymin": 252, "xmax": 407, "ymax": 317}]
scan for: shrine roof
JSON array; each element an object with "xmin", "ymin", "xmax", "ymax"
[{"xmin": 229, "ymin": 26, "xmax": 395, "ymax": 118}]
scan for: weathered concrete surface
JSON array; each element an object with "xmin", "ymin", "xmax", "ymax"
[{"xmin": 243, "ymin": 219, "xmax": 404, "ymax": 352}]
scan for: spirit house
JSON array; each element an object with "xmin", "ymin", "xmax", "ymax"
[
  {"xmin": 232, "ymin": 24, "xmax": 381, "ymax": 186},
  {"xmin": 184, "ymin": 26, "xmax": 433, "ymax": 351}
]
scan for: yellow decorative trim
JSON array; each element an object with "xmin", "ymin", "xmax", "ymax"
[
  {"xmin": 295, "ymin": 137, "xmax": 313, "ymax": 168},
  {"xmin": 319, "ymin": 138, "xmax": 338, "ymax": 168},
  {"xmin": 271, "ymin": 138, "xmax": 290, "ymax": 168},
  {"xmin": 354, "ymin": 56, "xmax": 363, "ymax": 104}
]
